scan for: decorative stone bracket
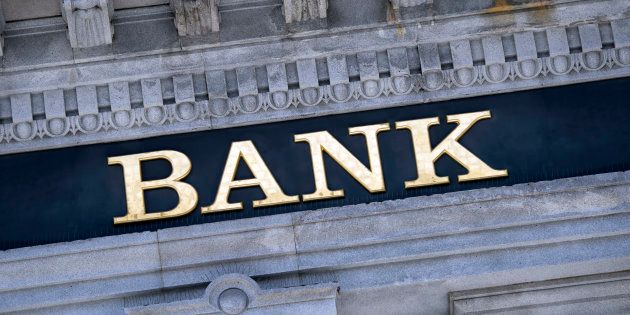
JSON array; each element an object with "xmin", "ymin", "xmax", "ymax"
[
  {"xmin": 283, "ymin": 0, "xmax": 328, "ymax": 24},
  {"xmin": 390, "ymin": 0, "xmax": 432, "ymax": 10},
  {"xmin": 124, "ymin": 274, "xmax": 339, "ymax": 314},
  {"xmin": 61, "ymin": 0, "xmax": 114, "ymax": 48},
  {"xmin": 0, "ymin": 19, "xmax": 629, "ymax": 155},
  {"xmin": 171, "ymin": 0, "xmax": 220, "ymax": 36}
]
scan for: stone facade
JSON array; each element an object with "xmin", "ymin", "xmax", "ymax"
[{"xmin": 0, "ymin": 0, "xmax": 629, "ymax": 314}]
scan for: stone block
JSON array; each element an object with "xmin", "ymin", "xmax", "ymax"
[
  {"xmin": 390, "ymin": 0, "xmax": 431, "ymax": 10},
  {"xmin": 326, "ymin": 55, "xmax": 349, "ymax": 85},
  {"xmin": 546, "ymin": 27, "xmax": 570, "ymax": 56},
  {"xmin": 1, "ymin": 31, "xmax": 73, "ymax": 69},
  {"xmin": 292, "ymin": 172, "xmax": 630, "ymax": 272},
  {"xmin": 450, "ymin": 40, "xmax": 473, "ymax": 69},
  {"xmin": 514, "ymin": 31, "xmax": 538, "ymax": 60},
  {"xmin": 418, "ymin": 43, "xmax": 442, "ymax": 72},
  {"xmin": 236, "ymin": 67, "xmax": 259, "ymax": 96},
  {"xmin": 356, "ymin": 51, "xmax": 379, "ymax": 81},
  {"xmin": 387, "ymin": 47, "xmax": 410, "ymax": 77},
  {"xmin": 266, "ymin": 63, "xmax": 289, "ymax": 92},
  {"xmin": 283, "ymin": 0, "xmax": 328, "ymax": 24},
  {"xmin": 206, "ymin": 70, "xmax": 228, "ymax": 99},
  {"xmin": 113, "ymin": 17, "xmax": 180, "ymax": 55},
  {"xmin": 157, "ymin": 214, "xmax": 299, "ymax": 287},
  {"xmin": 9, "ymin": 94, "xmax": 33, "ymax": 123},
  {"xmin": 173, "ymin": 74, "xmax": 195, "ymax": 104},
  {"xmin": 296, "ymin": 59, "xmax": 319, "ymax": 89},
  {"xmin": 0, "ymin": 232, "xmax": 161, "ymax": 312},
  {"xmin": 611, "ymin": 18, "xmax": 630, "ymax": 48},
  {"xmin": 578, "ymin": 24, "xmax": 603, "ymax": 52},
  {"xmin": 141, "ymin": 78, "xmax": 164, "ymax": 107},
  {"xmin": 108, "ymin": 81, "xmax": 132, "ymax": 112},
  {"xmin": 76, "ymin": 85, "xmax": 99, "ymax": 115},
  {"xmin": 61, "ymin": 0, "xmax": 114, "ymax": 48},
  {"xmin": 171, "ymin": 0, "xmax": 220, "ymax": 36},
  {"xmin": 450, "ymin": 273, "xmax": 630, "ymax": 314},
  {"xmin": 481, "ymin": 35, "xmax": 505, "ymax": 64},
  {"xmin": 43, "ymin": 90, "xmax": 66, "ymax": 119}
]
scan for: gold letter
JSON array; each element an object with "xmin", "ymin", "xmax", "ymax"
[
  {"xmin": 202, "ymin": 141, "xmax": 299, "ymax": 213},
  {"xmin": 396, "ymin": 110, "xmax": 507, "ymax": 188},
  {"xmin": 295, "ymin": 123, "xmax": 390, "ymax": 201},
  {"xmin": 108, "ymin": 150, "xmax": 198, "ymax": 224}
]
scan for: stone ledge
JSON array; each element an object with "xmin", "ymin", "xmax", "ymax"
[
  {"xmin": 0, "ymin": 171, "xmax": 628, "ymax": 312},
  {"xmin": 449, "ymin": 271, "xmax": 630, "ymax": 314},
  {"xmin": 0, "ymin": 1, "xmax": 628, "ymax": 154}
]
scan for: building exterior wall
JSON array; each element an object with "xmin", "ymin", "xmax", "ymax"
[{"xmin": 0, "ymin": 0, "xmax": 629, "ymax": 314}]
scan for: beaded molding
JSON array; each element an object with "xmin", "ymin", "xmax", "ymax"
[{"xmin": 1, "ymin": 21, "xmax": 629, "ymax": 154}]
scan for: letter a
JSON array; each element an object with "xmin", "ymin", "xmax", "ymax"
[
  {"xmin": 396, "ymin": 110, "xmax": 507, "ymax": 188},
  {"xmin": 202, "ymin": 141, "xmax": 299, "ymax": 213},
  {"xmin": 108, "ymin": 150, "xmax": 198, "ymax": 224}
]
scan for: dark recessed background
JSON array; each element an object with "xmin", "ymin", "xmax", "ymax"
[{"xmin": 1, "ymin": 78, "xmax": 629, "ymax": 250}]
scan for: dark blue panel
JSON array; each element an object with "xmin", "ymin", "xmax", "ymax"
[{"xmin": 1, "ymin": 78, "xmax": 629, "ymax": 250}]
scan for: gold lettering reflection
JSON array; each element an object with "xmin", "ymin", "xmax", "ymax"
[
  {"xmin": 294, "ymin": 123, "xmax": 390, "ymax": 201},
  {"xmin": 396, "ymin": 110, "xmax": 507, "ymax": 188},
  {"xmin": 201, "ymin": 141, "xmax": 299, "ymax": 213},
  {"xmin": 108, "ymin": 150, "xmax": 198, "ymax": 224}
]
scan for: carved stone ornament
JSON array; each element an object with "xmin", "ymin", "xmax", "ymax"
[
  {"xmin": 390, "ymin": 0, "xmax": 432, "ymax": 10},
  {"xmin": 0, "ymin": 0, "xmax": 5, "ymax": 56},
  {"xmin": 0, "ymin": 19, "xmax": 628, "ymax": 155},
  {"xmin": 171, "ymin": 0, "xmax": 220, "ymax": 36},
  {"xmin": 283, "ymin": 0, "xmax": 328, "ymax": 24},
  {"xmin": 61, "ymin": 0, "xmax": 114, "ymax": 48}
]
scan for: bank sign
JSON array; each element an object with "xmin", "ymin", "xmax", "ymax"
[{"xmin": 1, "ymin": 78, "xmax": 629, "ymax": 250}]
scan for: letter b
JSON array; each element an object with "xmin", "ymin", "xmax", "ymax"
[{"xmin": 108, "ymin": 150, "xmax": 198, "ymax": 224}]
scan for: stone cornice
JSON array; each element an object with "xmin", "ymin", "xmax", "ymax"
[{"xmin": 0, "ymin": 1, "xmax": 628, "ymax": 155}]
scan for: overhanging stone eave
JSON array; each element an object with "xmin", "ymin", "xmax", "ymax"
[
  {"xmin": 0, "ymin": 0, "xmax": 627, "ymax": 80},
  {"xmin": 0, "ymin": 0, "xmax": 628, "ymax": 155},
  {"xmin": 0, "ymin": 63, "xmax": 628, "ymax": 155}
]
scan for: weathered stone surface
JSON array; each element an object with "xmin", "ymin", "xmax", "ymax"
[
  {"xmin": 450, "ymin": 272, "xmax": 630, "ymax": 314},
  {"xmin": 171, "ymin": 0, "xmax": 220, "ymax": 36},
  {"xmin": 0, "ymin": 172, "xmax": 628, "ymax": 313},
  {"xmin": 125, "ymin": 274, "xmax": 339, "ymax": 314},
  {"xmin": 0, "ymin": 232, "xmax": 161, "ymax": 313},
  {"xmin": 61, "ymin": 0, "xmax": 114, "ymax": 48},
  {"xmin": 157, "ymin": 214, "xmax": 299, "ymax": 287},
  {"xmin": 433, "ymin": 0, "xmax": 494, "ymax": 14},
  {"xmin": 390, "ymin": 0, "xmax": 430, "ymax": 10},
  {"xmin": 283, "ymin": 0, "xmax": 328, "ymax": 23},
  {"xmin": 0, "ymin": 0, "xmax": 5, "ymax": 57}
]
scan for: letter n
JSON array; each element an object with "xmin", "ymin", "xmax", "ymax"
[{"xmin": 294, "ymin": 123, "xmax": 390, "ymax": 201}]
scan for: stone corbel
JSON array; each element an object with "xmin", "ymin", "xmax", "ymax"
[
  {"xmin": 283, "ymin": 0, "xmax": 328, "ymax": 24},
  {"xmin": 171, "ymin": 0, "xmax": 220, "ymax": 37},
  {"xmin": 390, "ymin": 0, "xmax": 432, "ymax": 10},
  {"xmin": 61, "ymin": 0, "xmax": 114, "ymax": 48}
]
